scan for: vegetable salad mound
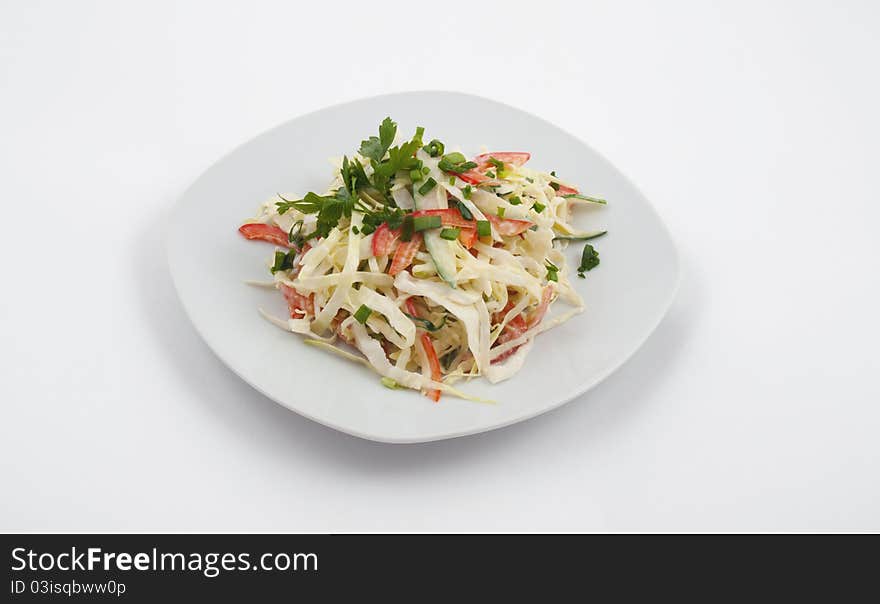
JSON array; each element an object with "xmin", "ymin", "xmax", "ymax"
[{"xmin": 238, "ymin": 117, "xmax": 606, "ymax": 403}]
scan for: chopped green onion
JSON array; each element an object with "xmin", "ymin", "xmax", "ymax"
[
  {"xmin": 380, "ymin": 376, "xmax": 400, "ymax": 389},
  {"xmin": 533, "ymin": 202, "xmax": 546, "ymax": 213},
  {"xmin": 442, "ymin": 152, "xmax": 467, "ymax": 164},
  {"xmin": 400, "ymin": 215, "xmax": 414, "ymax": 241},
  {"xmin": 440, "ymin": 227, "xmax": 461, "ymax": 240},
  {"xmin": 360, "ymin": 223, "xmax": 375, "ymax": 235},
  {"xmin": 418, "ymin": 177, "xmax": 437, "ymax": 196},
  {"xmin": 424, "ymin": 139, "xmax": 445, "ymax": 157},
  {"xmin": 485, "ymin": 170, "xmax": 496, "ymax": 178},
  {"xmin": 550, "ymin": 182, "xmax": 560, "ymax": 191},
  {"xmin": 414, "ymin": 126, "xmax": 425, "ymax": 145},
  {"xmin": 462, "ymin": 185, "xmax": 473, "ymax": 200},
  {"xmin": 352, "ymin": 225, "xmax": 359, "ymax": 234},
  {"xmin": 437, "ymin": 152, "xmax": 477, "ymax": 174},
  {"xmin": 476, "ymin": 220, "xmax": 491, "ymax": 237},
  {"xmin": 449, "ymin": 176, "xmax": 456, "ymax": 185},
  {"xmin": 550, "ymin": 170, "xmax": 557, "ymax": 177},
  {"xmin": 525, "ymin": 177, "xmax": 534, "ymax": 183},
  {"xmin": 508, "ymin": 195, "xmax": 522, "ymax": 205},
  {"xmin": 497, "ymin": 207, "xmax": 506, "ymax": 218},
  {"xmin": 413, "ymin": 214, "xmax": 442, "ymax": 231},
  {"xmin": 354, "ymin": 304, "xmax": 372, "ymax": 324},
  {"xmin": 553, "ymin": 230, "xmax": 607, "ymax": 241},
  {"xmin": 421, "ymin": 166, "xmax": 430, "ymax": 175},
  {"xmin": 545, "ymin": 260, "xmax": 559, "ymax": 282},
  {"xmin": 403, "ymin": 312, "xmax": 448, "ymax": 332},
  {"xmin": 456, "ymin": 201, "xmax": 473, "ymax": 220},
  {"xmin": 410, "ymin": 168, "xmax": 423, "ymax": 182},
  {"xmin": 487, "ymin": 157, "xmax": 505, "ymax": 171},
  {"xmin": 270, "ymin": 250, "xmax": 294, "ymax": 274}
]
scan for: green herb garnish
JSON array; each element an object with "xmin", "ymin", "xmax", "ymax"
[
  {"xmin": 418, "ymin": 177, "xmax": 437, "ymax": 196},
  {"xmin": 577, "ymin": 244, "xmax": 600, "ymax": 277},
  {"xmin": 358, "ymin": 117, "xmax": 397, "ymax": 162},
  {"xmin": 497, "ymin": 207, "xmax": 506, "ymax": 218},
  {"xmin": 380, "ymin": 376, "xmax": 400, "ymax": 389},
  {"xmin": 270, "ymin": 250, "xmax": 297, "ymax": 274},
  {"xmin": 403, "ymin": 312, "xmax": 448, "ymax": 332},
  {"xmin": 440, "ymin": 227, "xmax": 461, "ymax": 240},
  {"xmin": 400, "ymin": 215, "xmax": 414, "ymax": 242},
  {"xmin": 456, "ymin": 200, "xmax": 473, "ymax": 220},
  {"xmin": 553, "ymin": 231, "xmax": 607, "ymax": 242},
  {"xmin": 437, "ymin": 152, "xmax": 478, "ymax": 174},
  {"xmin": 423, "ymin": 139, "xmax": 445, "ymax": 157},
  {"xmin": 413, "ymin": 214, "xmax": 442, "ymax": 231},
  {"xmin": 462, "ymin": 185, "xmax": 473, "ymax": 200},
  {"xmin": 533, "ymin": 202, "xmax": 546, "ymax": 213},
  {"xmin": 545, "ymin": 260, "xmax": 559, "ymax": 282},
  {"xmin": 563, "ymin": 193, "xmax": 607, "ymax": 204},
  {"xmin": 354, "ymin": 304, "xmax": 372, "ymax": 324},
  {"xmin": 476, "ymin": 220, "xmax": 491, "ymax": 237},
  {"xmin": 508, "ymin": 195, "xmax": 522, "ymax": 205}
]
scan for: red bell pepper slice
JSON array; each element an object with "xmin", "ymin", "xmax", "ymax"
[
  {"xmin": 458, "ymin": 227, "xmax": 478, "ymax": 248},
  {"xmin": 528, "ymin": 286, "xmax": 553, "ymax": 329},
  {"xmin": 555, "ymin": 183, "xmax": 578, "ymax": 195},
  {"xmin": 411, "ymin": 208, "xmax": 475, "ymax": 229},
  {"xmin": 388, "ymin": 233, "xmax": 423, "ymax": 276},
  {"xmin": 238, "ymin": 223, "xmax": 290, "ymax": 247},
  {"xmin": 490, "ymin": 287, "xmax": 552, "ymax": 364},
  {"xmin": 280, "ymin": 284, "xmax": 314, "ymax": 317},
  {"xmin": 405, "ymin": 298, "xmax": 442, "ymax": 402},
  {"xmin": 371, "ymin": 223, "xmax": 401, "ymax": 257},
  {"xmin": 473, "ymin": 152, "xmax": 531, "ymax": 168},
  {"xmin": 486, "ymin": 214, "xmax": 533, "ymax": 237}
]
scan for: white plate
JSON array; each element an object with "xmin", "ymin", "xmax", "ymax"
[{"xmin": 166, "ymin": 91, "xmax": 680, "ymax": 443}]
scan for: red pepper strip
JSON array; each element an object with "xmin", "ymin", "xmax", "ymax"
[
  {"xmin": 421, "ymin": 333, "xmax": 443, "ymax": 403},
  {"xmin": 238, "ymin": 223, "xmax": 290, "ymax": 247},
  {"xmin": 458, "ymin": 227, "xmax": 478, "ymax": 249},
  {"xmin": 388, "ymin": 233, "xmax": 423, "ymax": 276},
  {"xmin": 490, "ymin": 287, "xmax": 552, "ymax": 364},
  {"xmin": 411, "ymin": 208, "xmax": 475, "ymax": 229},
  {"xmin": 485, "ymin": 214, "xmax": 533, "ymax": 237},
  {"xmin": 280, "ymin": 284, "xmax": 314, "ymax": 317},
  {"xmin": 490, "ymin": 304, "xmax": 529, "ymax": 364},
  {"xmin": 454, "ymin": 170, "xmax": 493, "ymax": 186},
  {"xmin": 473, "ymin": 152, "xmax": 531, "ymax": 168},
  {"xmin": 528, "ymin": 286, "xmax": 553, "ymax": 329},
  {"xmin": 405, "ymin": 298, "xmax": 441, "ymax": 402},
  {"xmin": 371, "ymin": 223, "xmax": 401, "ymax": 257},
  {"xmin": 454, "ymin": 152, "xmax": 531, "ymax": 185},
  {"xmin": 556, "ymin": 183, "xmax": 578, "ymax": 195}
]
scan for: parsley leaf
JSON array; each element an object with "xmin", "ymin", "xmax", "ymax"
[
  {"xmin": 359, "ymin": 116, "xmax": 397, "ymax": 162},
  {"xmin": 578, "ymin": 244, "xmax": 600, "ymax": 277}
]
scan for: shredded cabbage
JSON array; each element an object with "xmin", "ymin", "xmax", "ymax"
[{"xmin": 239, "ymin": 120, "xmax": 607, "ymax": 402}]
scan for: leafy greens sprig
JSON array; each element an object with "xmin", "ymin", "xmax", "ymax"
[{"xmin": 275, "ymin": 117, "xmax": 425, "ymax": 241}]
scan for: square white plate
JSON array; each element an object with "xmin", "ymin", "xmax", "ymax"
[{"xmin": 166, "ymin": 91, "xmax": 680, "ymax": 443}]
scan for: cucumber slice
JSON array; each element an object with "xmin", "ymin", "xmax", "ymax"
[
  {"xmin": 414, "ymin": 178, "xmax": 457, "ymax": 287},
  {"xmin": 423, "ymin": 230, "xmax": 458, "ymax": 285}
]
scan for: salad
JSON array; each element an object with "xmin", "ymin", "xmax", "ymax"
[{"xmin": 238, "ymin": 118, "xmax": 606, "ymax": 402}]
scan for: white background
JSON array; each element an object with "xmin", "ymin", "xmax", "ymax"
[{"xmin": 2, "ymin": 1, "xmax": 878, "ymax": 531}]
